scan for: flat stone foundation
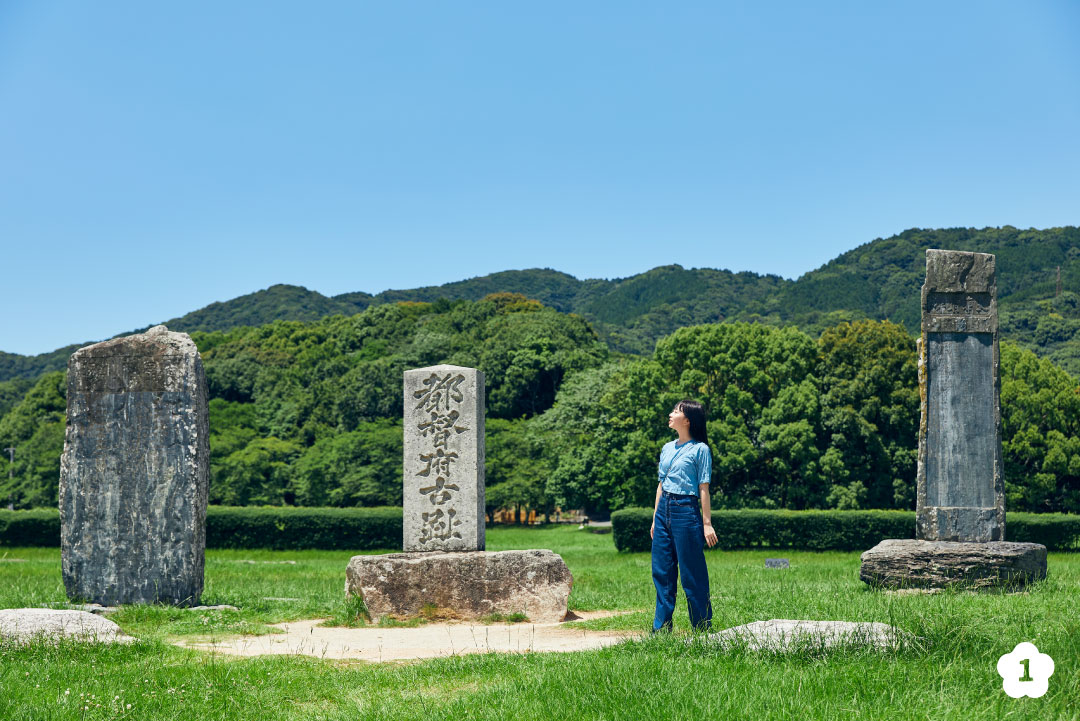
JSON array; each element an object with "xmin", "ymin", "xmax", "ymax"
[
  {"xmin": 345, "ymin": 549, "xmax": 572, "ymax": 623},
  {"xmin": 860, "ymin": 539, "xmax": 1047, "ymax": 589}
]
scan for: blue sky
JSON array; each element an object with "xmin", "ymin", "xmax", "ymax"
[{"xmin": 2, "ymin": 1, "xmax": 1078, "ymax": 355}]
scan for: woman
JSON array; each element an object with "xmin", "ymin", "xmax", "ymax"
[{"xmin": 650, "ymin": 399, "xmax": 718, "ymax": 632}]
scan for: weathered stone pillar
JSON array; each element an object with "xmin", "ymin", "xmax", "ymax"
[
  {"xmin": 402, "ymin": 365, "xmax": 485, "ymax": 552},
  {"xmin": 60, "ymin": 325, "xmax": 208, "ymax": 606},
  {"xmin": 916, "ymin": 249, "xmax": 1004, "ymax": 541},
  {"xmin": 346, "ymin": 364, "xmax": 573, "ymax": 623},
  {"xmin": 860, "ymin": 251, "xmax": 1046, "ymax": 589}
]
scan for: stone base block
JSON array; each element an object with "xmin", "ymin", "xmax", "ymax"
[
  {"xmin": 860, "ymin": 539, "xmax": 1047, "ymax": 589},
  {"xmin": 345, "ymin": 549, "xmax": 572, "ymax": 623}
]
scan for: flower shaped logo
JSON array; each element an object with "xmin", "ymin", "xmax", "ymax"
[{"xmin": 997, "ymin": 642, "xmax": 1055, "ymax": 698}]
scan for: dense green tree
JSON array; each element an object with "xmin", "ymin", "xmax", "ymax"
[
  {"xmin": 0, "ymin": 378, "xmax": 34, "ymax": 419},
  {"xmin": 537, "ymin": 362, "xmax": 638, "ymax": 511},
  {"xmin": 291, "ymin": 421, "xmax": 402, "ymax": 506},
  {"xmin": 213, "ymin": 436, "xmax": 302, "ymax": 506},
  {"xmin": 479, "ymin": 309, "xmax": 607, "ymax": 418},
  {"xmin": 757, "ymin": 380, "xmax": 826, "ymax": 509},
  {"xmin": 207, "ymin": 398, "xmax": 259, "ymax": 499},
  {"xmin": 1001, "ymin": 342, "xmax": 1080, "ymax": 512},
  {"xmin": 334, "ymin": 356, "xmax": 407, "ymax": 429},
  {"xmin": 543, "ymin": 324, "xmax": 824, "ymax": 512},
  {"xmin": 485, "ymin": 418, "xmax": 554, "ymax": 520},
  {"xmin": 0, "ymin": 372, "xmax": 66, "ymax": 508},
  {"xmin": 654, "ymin": 323, "xmax": 820, "ymax": 507},
  {"xmin": 817, "ymin": 320, "xmax": 919, "ymax": 510}
]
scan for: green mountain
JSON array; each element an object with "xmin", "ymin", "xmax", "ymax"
[
  {"xmin": 767, "ymin": 226, "xmax": 1080, "ymax": 373},
  {"xmin": 0, "ymin": 268, "xmax": 786, "ymax": 380},
  {"xmin": 0, "ymin": 285, "xmax": 368, "ymax": 382},
  {"xmin": 3, "ymin": 225, "xmax": 1078, "ymax": 382},
  {"xmin": 163, "ymin": 283, "xmax": 365, "ymax": 333}
]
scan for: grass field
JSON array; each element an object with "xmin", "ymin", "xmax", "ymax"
[{"xmin": 0, "ymin": 526, "xmax": 1076, "ymax": 720}]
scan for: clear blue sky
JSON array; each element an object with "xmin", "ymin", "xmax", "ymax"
[{"xmin": 2, "ymin": 1, "xmax": 1078, "ymax": 355}]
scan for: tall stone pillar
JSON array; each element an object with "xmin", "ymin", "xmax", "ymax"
[
  {"xmin": 402, "ymin": 365, "xmax": 485, "ymax": 552},
  {"xmin": 916, "ymin": 249, "xmax": 1004, "ymax": 541},
  {"xmin": 60, "ymin": 325, "xmax": 209, "ymax": 606},
  {"xmin": 860, "ymin": 251, "xmax": 1046, "ymax": 589}
]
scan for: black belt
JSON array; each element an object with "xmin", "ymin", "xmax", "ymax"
[{"xmin": 662, "ymin": 490, "xmax": 697, "ymax": 499}]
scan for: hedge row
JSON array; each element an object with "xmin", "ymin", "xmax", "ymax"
[
  {"xmin": 0, "ymin": 506, "xmax": 403, "ymax": 550},
  {"xmin": 0, "ymin": 509, "xmax": 61, "ymax": 547},
  {"xmin": 205, "ymin": 506, "xmax": 402, "ymax": 550},
  {"xmin": 610, "ymin": 507, "xmax": 1080, "ymax": 552},
  {"xmin": 4, "ymin": 506, "xmax": 1078, "ymax": 551}
]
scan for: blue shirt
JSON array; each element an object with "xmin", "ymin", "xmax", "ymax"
[{"xmin": 658, "ymin": 439, "xmax": 712, "ymax": 496}]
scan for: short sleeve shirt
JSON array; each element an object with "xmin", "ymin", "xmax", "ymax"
[{"xmin": 658, "ymin": 439, "xmax": 712, "ymax": 496}]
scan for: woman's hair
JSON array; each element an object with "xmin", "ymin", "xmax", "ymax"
[{"xmin": 675, "ymin": 399, "xmax": 709, "ymax": 446}]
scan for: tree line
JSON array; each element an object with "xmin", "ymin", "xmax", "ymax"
[{"xmin": 1, "ymin": 296, "xmax": 1078, "ymax": 515}]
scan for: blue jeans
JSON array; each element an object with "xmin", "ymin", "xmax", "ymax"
[{"xmin": 651, "ymin": 491, "xmax": 712, "ymax": 631}]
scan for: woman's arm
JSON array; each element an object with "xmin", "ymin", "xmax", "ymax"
[
  {"xmin": 650, "ymin": 483, "xmax": 662, "ymax": 539},
  {"xmin": 700, "ymin": 483, "xmax": 718, "ymax": 547}
]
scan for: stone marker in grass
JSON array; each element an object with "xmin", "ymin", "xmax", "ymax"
[
  {"xmin": 346, "ymin": 365, "xmax": 572, "ymax": 623},
  {"xmin": 860, "ymin": 251, "xmax": 1047, "ymax": 588},
  {"xmin": 0, "ymin": 609, "xmax": 133, "ymax": 644},
  {"xmin": 707, "ymin": 619, "xmax": 908, "ymax": 651},
  {"xmin": 60, "ymin": 325, "xmax": 209, "ymax": 606}
]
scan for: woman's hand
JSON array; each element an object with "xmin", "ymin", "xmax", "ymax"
[
  {"xmin": 650, "ymin": 520, "xmax": 655, "ymax": 539},
  {"xmin": 703, "ymin": 523, "xmax": 717, "ymax": 548}
]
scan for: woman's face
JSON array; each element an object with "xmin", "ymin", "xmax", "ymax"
[{"xmin": 668, "ymin": 406, "xmax": 689, "ymax": 431}]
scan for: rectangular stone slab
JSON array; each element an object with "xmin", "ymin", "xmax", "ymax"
[
  {"xmin": 916, "ymin": 250, "xmax": 1004, "ymax": 542},
  {"xmin": 345, "ymin": 550, "xmax": 572, "ymax": 623},
  {"xmin": 402, "ymin": 365, "xmax": 485, "ymax": 552},
  {"xmin": 926, "ymin": 332, "xmax": 996, "ymax": 508},
  {"xmin": 60, "ymin": 325, "xmax": 208, "ymax": 606}
]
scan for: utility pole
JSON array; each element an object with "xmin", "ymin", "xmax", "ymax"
[{"xmin": 3, "ymin": 447, "xmax": 13, "ymax": 511}]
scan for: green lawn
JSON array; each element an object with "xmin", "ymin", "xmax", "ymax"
[{"xmin": 0, "ymin": 526, "xmax": 1076, "ymax": 720}]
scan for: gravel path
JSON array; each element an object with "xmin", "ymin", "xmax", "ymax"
[{"xmin": 174, "ymin": 610, "xmax": 638, "ymax": 662}]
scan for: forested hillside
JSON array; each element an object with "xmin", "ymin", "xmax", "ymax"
[
  {"xmin": 769, "ymin": 226, "xmax": 1080, "ymax": 372},
  {"xmin": 2, "ymin": 226, "xmax": 1078, "ymax": 516},
  {"xmin": 2, "ymin": 295, "xmax": 1078, "ymax": 516},
  {"xmin": 3, "ymin": 226, "xmax": 1078, "ymax": 382},
  {"xmin": 0, "ymin": 296, "xmax": 607, "ymax": 509}
]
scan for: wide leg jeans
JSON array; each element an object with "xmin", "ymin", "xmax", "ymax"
[{"xmin": 651, "ymin": 491, "xmax": 712, "ymax": 631}]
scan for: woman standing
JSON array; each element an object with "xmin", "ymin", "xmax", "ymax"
[{"xmin": 650, "ymin": 399, "xmax": 718, "ymax": 632}]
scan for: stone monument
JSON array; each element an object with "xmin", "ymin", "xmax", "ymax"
[
  {"xmin": 860, "ymin": 251, "xmax": 1047, "ymax": 588},
  {"xmin": 345, "ymin": 364, "xmax": 572, "ymax": 623},
  {"xmin": 60, "ymin": 325, "xmax": 209, "ymax": 605},
  {"xmin": 402, "ymin": 365, "xmax": 485, "ymax": 552}
]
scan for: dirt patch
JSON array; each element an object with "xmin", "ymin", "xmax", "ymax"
[{"xmin": 174, "ymin": 610, "xmax": 639, "ymax": 662}]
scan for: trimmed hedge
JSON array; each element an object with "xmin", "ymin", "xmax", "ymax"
[
  {"xmin": 205, "ymin": 506, "xmax": 402, "ymax": 550},
  {"xmin": 0, "ymin": 506, "xmax": 403, "ymax": 550},
  {"xmin": 611, "ymin": 507, "xmax": 1080, "ymax": 553},
  {"xmin": 0, "ymin": 509, "xmax": 62, "ymax": 547},
  {"xmin": 1008, "ymin": 512, "xmax": 1080, "ymax": 550},
  {"xmin": 3, "ymin": 506, "xmax": 1077, "ymax": 552}
]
